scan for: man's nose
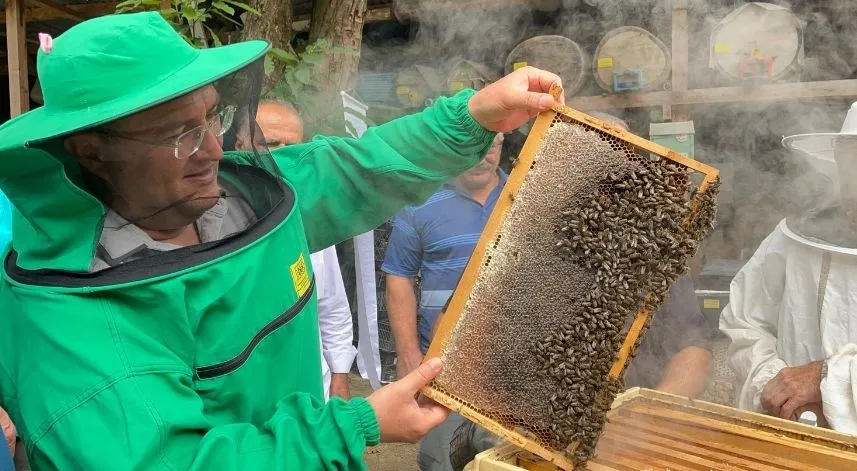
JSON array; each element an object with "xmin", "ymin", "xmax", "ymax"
[{"xmin": 194, "ymin": 127, "xmax": 224, "ymax": 161}]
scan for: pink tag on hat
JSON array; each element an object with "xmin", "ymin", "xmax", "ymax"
[{"xmin": 38, "ymin": 33, "xmax": 53, "ymax": 54}]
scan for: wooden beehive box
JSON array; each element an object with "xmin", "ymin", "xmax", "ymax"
[
  {"xmin": 466, "ymin": 388, "xmax": 857, "ymax": 471},
  {"xmin": 505, "ymin": 35, "xmax": 590, "ymax": 97},
  {"xmin": 709, "ymin": 2, "xmax": 803, "ymax": 84},
  {"xmin": 421, "ymin": 87, "xmax": 720, "ymax": 470},
  {"xmin": 593, "ymin": 27, "xmax": 671, "ymax": 93}
]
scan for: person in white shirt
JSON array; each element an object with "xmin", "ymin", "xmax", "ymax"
[
  {"xmin": 255, "ymin": 99, "xmax": 357, "ymax": 399},
  {"xmin": 721, "ymin": 101, "xmax": 857, "ymax": 432}
]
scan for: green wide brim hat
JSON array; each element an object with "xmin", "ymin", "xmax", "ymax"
[{"xmin": 0, "ymin": 11, "xmax": 270, "ymax": 152}]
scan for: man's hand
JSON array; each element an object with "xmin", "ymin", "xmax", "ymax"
[
  {"xmin": 396, "ymin": 348, "xmax": 424, "ymax": 381},
  {"xmin": 367, "ymin": 357, "xmax": 449, "ymax": 443},
  {"xmin": 1, "ymin": 407, "xmax": 15, "ymax": 457},
  {"xmin": 468, "ymin": 66, "xmax": 564, "ymax": 133},
  {"xmin": 761, "ymin": 361, "xmax": 824, "ymax": 421},
  {"xmin": 329, "ymin": 373, "xmax": 351, "ymax": 400}
]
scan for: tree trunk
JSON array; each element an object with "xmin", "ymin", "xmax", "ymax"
[
  {"xmin": 241, "ymin": 0, "xmax": 294, "ymax": 89},
  {"xmin": 241, "ymin": 0, "xmax": 293, "ymax": 44},
  {"xmin": 309, "ymin": 0, "xmax": 367, "ymax": 94}
]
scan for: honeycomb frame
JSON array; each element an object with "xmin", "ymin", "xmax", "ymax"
[{"xmin": 420, "ymin": 86, "xmax": 720, "ymax": 471}]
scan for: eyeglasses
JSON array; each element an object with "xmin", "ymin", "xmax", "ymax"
[{"xmin": 94, "ymin": 105, "xmax": 236, "ymax": 159}]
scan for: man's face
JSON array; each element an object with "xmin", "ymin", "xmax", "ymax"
[
  {"xmin": 456, "ymin": 133, "xmax": 503, "ymax": 190},
  {"xmin": 69, "ymin": 86, "xmax": 224, "ymax": 231},
  {"xmin": 256, "ymin": 102, "xmax": 304, "ymax": 148}
]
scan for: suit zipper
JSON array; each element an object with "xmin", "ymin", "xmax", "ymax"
[{"xmin": 196, "ymin": 277, "xmax": 316, "ymax": 380}]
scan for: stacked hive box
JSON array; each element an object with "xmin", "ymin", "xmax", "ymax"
[
  {"xmin": 422, "ymin": 90, "xmax": 720, "ymax": 470},
  {"xmin": 465, "ymin": 389, "xmax": 857, "ymax": 471}
]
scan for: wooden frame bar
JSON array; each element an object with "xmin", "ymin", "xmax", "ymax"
[{"xmin": 421, "ymin": 96, "xmax": 719, "ymax": 470}]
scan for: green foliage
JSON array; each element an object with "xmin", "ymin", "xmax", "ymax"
[
  {"xmin": 116, "ymin": 1, "xmax": 363, "ymax": 138},
  {"xmin": 265, "ymin": 39, "xmax": 361, "ymax": 137},
  {"xmin": 116, "ymin": 0, "xmax": 259, "ymax": 48}
]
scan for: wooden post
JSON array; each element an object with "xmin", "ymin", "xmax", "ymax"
[
  {"xmin": 670, "ymin": 0, "xmax": 689, "ymax": 122},
  {"xmin": 6, "ymin": 0, "xmax": 28, "ymax": 117}
]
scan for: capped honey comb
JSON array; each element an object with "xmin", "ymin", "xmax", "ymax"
[{"xmin": 421, "ymin": 93, "xmax": 720, "ymax": 471}]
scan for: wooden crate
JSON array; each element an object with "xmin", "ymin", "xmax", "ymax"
[
  {"xmin": 422, "ymin": 86, "xmax": 720, "ymax": 470},
  {"xmin": 466, "ymin": 388, "xmax": 857, "ymax": 471}
]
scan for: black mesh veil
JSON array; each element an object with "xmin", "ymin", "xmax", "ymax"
[
  {"xmin": 218, "ymin": 57, "xmax": 287, "ymax": 218},
  {"xmin": 71, "ymin": 57, "xmax": 288, "ymax": 272}
]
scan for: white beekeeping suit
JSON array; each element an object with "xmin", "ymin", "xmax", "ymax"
[
  {"xmin": 722, "ymin": 102, "xmax": 857, "ymax": 433},
  {"xmin": 720, "ymin": 219, "xmax": 857, "ymax": 433},
  {"xmin": 310, "ymin": 247, "xmax": 357, "ymax": 401}
]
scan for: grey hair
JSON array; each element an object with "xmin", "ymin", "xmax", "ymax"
[{"xmin": 588, "ymin": 111, "xmax": 630, "ymax": 132}]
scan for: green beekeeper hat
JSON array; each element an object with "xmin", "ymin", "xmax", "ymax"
[{"xmin": 0, "ymin": 11, "xmax": 270, "ymax": 151}]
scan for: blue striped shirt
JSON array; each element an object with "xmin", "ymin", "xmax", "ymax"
[{"xmin": 382, "ymin": 170, "xmax": 508, "ymax": 353}]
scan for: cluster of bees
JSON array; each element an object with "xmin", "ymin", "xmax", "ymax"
[{"xmin": 532, "ymin": 160, "xmax": 720, "ymax": 466}]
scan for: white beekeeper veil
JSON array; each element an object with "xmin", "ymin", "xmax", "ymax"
[{"xmin": 782, "ymin": 101, "xmax": 857, "ymax": 190}]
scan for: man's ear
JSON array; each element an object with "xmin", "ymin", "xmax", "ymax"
[{"xmin": 64, "ymin": 134, "xmax": 107, "ymax": 178}]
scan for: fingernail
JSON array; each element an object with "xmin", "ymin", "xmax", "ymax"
[{"xmin": 426, "ymin": 357, "xmax": 443, "ymax": 371}]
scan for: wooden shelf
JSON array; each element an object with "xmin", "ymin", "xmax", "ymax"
[
  {"xmin": 292, "ymin": 5, "xmax": 393, "ymax": 33},
  {"xmin": 568, "ymin": 79, "xmax": 857, "ymax": 111}
]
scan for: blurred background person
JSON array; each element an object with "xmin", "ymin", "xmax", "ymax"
[
  {"xmin": 0, "ymin": 407, "xmax": 12, "ymax": 471},
  {"xmin": 383, "ymin": 132, "xmax": 505, "ymax": 471}
]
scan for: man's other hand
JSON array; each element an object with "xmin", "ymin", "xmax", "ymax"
[
  {"xmin": 396, "ymin": 349, "xmax": 424, "ymax": 381},
  {"xmin": 1, "ymin": 407, "xmax": 15, "ymax": 457},
  {"xmin": 367, "ymin": 357, "xmax": 449, "ymax": 443},
  {"xmin": 761, "ymin": 361, "xmax": 824, "ymax": 421},
  {"xmin": 330, "ymin": 373, "xmax": 351, "ymax": 400},
  {"xmin": 468, "ymin": 66, "xmax": 565, "ymax": 133}
]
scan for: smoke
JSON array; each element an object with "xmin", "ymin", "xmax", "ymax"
[
  {"xmin": 361, "ymin": 0, "xmax": 857, "ymax": 250},
  {"xmin": 355, "ymin": 0, "xmax": 857, "ymax": 448}
]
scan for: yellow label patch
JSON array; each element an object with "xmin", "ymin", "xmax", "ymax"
[
  {"xmin": 513, "ymin": 61, "xmax": 528, "ymax": 71},
  {"xmin": 703, "ymin": 298, "xmax": 721, "ymax": 310},
  {"xmin": 714, "ymin": 43, "xmax": 732, "ymax": 55},
  {"xmin": 449, "ymin": 80, "xmax": 465, "ymax": 91},
  {"xmin": 290, "ymin": 254, "xmax": 311, "ymax": 297},
  {"xmin": 597, "ymin": 57, "xmax": 614, "ymax": 69}
]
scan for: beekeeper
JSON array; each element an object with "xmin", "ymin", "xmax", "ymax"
[
  {"xmin": 721, "ymin": 101, "xmax": 857, "ymax": 433},
  {"xmin": 0, "ymin": 12, "xmax": 563, "ymax": 470}
]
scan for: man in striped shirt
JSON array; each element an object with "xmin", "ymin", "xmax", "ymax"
[{"xmin": 382, "ymin": 132, "xmax": 505, "ymax": 471}]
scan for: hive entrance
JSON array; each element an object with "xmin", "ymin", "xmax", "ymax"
[{"xmin": 422, "ymin": 103, "xmax": 719, "ymax": 470}]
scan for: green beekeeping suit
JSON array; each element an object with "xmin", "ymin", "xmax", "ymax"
[{"xmin": 0, "ymin": 12, "xmax": 493, "ymax": 470}]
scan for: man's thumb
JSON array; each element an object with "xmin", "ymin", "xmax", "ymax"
[
  {"xmin": 403, "ymin": 357, "xmax": 443, "ymax": 392},
  {"xmin": 516, "ymin": 91, "xmax": 554, "ymax": 112}
]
